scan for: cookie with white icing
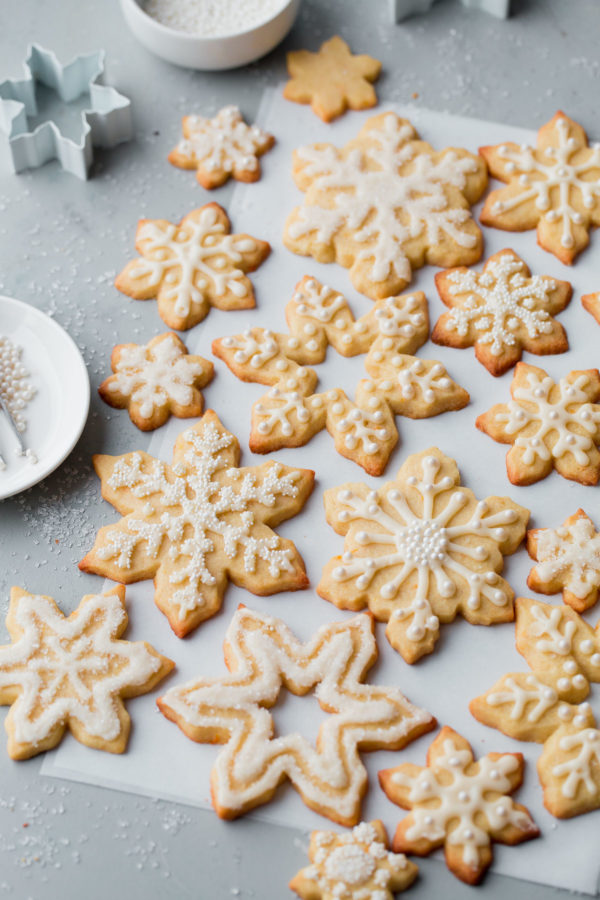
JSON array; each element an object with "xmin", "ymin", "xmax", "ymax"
[
  {"xmin": 284, "ymin": 113, "xmax": 487, "ymax": 300},
  {"xmin": 318, "ymin": 447, "xmax": 529, "ymax": 663},
  {"xmin": 289, "ymin": 820, "xmax": 418, "ymax": 900},
  {"xmin": 0, "ymin": 585, "xmax": 173, "ymax": 759},
  {"xmin": 115, "ymin": 203, "xmax": 270, "ymax": 331},
  {"xmin": 476, "ymin": 362, "xmax": 600, "ymax": 485},
  {"xmin": 379, "ymin": 726, "xmax": 539, "ymax": 885},
  {"xmin": 432, "ymin": 249, "xmax": 572, "ymax": 376},
  {"xmin": 168, "ymin": 106, "xmax": 274, "ymax": 189},
  {"xmin": 99, "ymin": 333, "xmax": 214, "ymax": 431},
  {"xmin": 158, "ymin": 606, "xmax": 435, "ymax": 824}
]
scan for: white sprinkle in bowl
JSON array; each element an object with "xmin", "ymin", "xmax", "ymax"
[{"xmin": 119, "ymin": 0, "xmax": 301, "ymax": 70}]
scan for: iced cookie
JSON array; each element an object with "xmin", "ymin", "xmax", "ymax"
[
  {"xmin": 158, "ymin": 606, "xmax": 435, "ymax": 825},
  {"xmin": 318, "ymin": 447, "xmax": 529, "ymax": 663},
  {"xmin": 432, "ymin": 249, "xmax": 572, "ymax": 376},
  {"xmin": 168, "ymin": 106, "xmax": 274, "ymax": 189},
  {"xmin": 80, "ymin": 411, "xmax": 314, "ymax": 638},
  {"xmin": 283, "ymin": 113, "xmax": 487, "ymax": 300},
  {"xmin": 115, "ymin": 203, "xmax": 270, "ymax": 331},
  {"xmin": 480, "ymin": 112, "xmax": 600, "ymax": 265},
  {"xmin": 0, "ymin": 585, "xmax": 173, "ymax": 759},
  {"xmin": 379, "ymin": 726, "xmax": 539, "ymax": 885},
  {"xmin": 289, "ymin": 821, "xmax": 418, "ymax": 900},
  {"xmin": 284, "ymin": 36, "xmax": 381, "ymax": 123},
  {"xmin": 476, "ymin": 362, "xmax": 600, "ymax": 485},
  {"xmin": 99, "ymin": 332, "xmax": 214, "ymax": 431}
]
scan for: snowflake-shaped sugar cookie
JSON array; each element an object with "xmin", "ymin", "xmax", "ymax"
[
  {"xmin": 158, "ymin": 607, "xmax": 434, "ymax": 824},
  {"xmin": 0, "ymin": 585, "xmax": 173, "ymax": 759},
  {"xmin": 99, "ymin": 332, "xmax": 214, "ymax": 431},
  {"xmin": 168, "ymin": 105, "xmax": 274, "ymax": 189},
  {"xmin": 289, "ymin": 821, "xmax": 418, "ymax": 900},
  {"xmin": 527, "ymin": 509, "xmax": 600, "ymax": 613},
  {"xmin": 319, "ymin": 447, "xmax": 529, "ymax": 663},
  {"xmin": 480, "ymin": 112, "xmax": 600, "ymax": 264},
  {"xmin": 115, "ymin": 203, "xmax": 270, "ymax": 331},
  {"xmin": 432, "ymin": 249, "xmax": 572, "ymax": 376},
  {"xmin": 476, "ymin": 362, "xmax": 600, "ymax": 485},
  {"xmin": 80, "ymin": 411, "xmax": 314, "ymax": 638},
  {"xmin": 284, "ymin": 113, "xmax": 487, "ymax": 300},
  {"xmin": 471, "ymin": 596, "xmax": 600, "ymax": 818},
  {"xmin": 379, "ymin": 726, "xmax": 539, "ymax": 885},
  {"xmin": 283, "ymin": 36, "xmax": 381, "ymax": 123}
]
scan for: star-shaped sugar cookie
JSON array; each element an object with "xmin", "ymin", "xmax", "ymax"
[
  {"xmin": 476, "ymin": 362, "xmax": 600, "ymax": 485},
  {"xmin": 115, "ymin": 203, "xmax": 270, "ymax": 331},
  {"xmin": 289, "ymin": 821, "xmax": 418, "ymax": 900},
  {"xmin": 432, "ymin": 249, "xmax": 572, "ymax": 376},
  {"xmin": 158, "ymin": 606, "xmax": 435, "ymax": 825},
  {"xmin": 284, "ymin": 36, "xmax": 381, "ymax": 123},
  {"xmin": 480, "ymin": 112, "xmax": 600, "ymax": 265},
  {"xmin": 379, "ymin": 726, "xmax": 539, "ymax": 885},
  {"xmin": 0, "ymin": 585, "xmax": 173, "ymax": 759},
  {"xmin": 99, "ymin": 332, "xmax": 214, "ymax": 431}
]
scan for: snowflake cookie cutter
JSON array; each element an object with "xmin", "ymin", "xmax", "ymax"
[
  {"xmin": 0, "ymin": 44, "xmax": 132, "ymax": 180},
  {"xmin": 389, "ymin": 0, "xmax": 510, "ymax": 21}
]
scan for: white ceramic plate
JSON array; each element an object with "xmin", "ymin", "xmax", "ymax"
[{"xmin": 0, "ymin": 295, "xmax": 90, "ymax": 500}]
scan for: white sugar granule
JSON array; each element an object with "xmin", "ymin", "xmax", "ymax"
[{"xmin": 144, "ymin": 0, "xmax": 287, "ymax": 37}]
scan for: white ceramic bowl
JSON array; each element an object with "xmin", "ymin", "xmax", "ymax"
[{"xmin": 119, "ymin": 0, "xmax": 301, "ymax": 70}]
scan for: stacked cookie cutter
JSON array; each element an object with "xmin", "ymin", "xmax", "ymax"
[
  {"xmin": 0, "ymin": 44, "xmax": 132, "ymax": 179},
  {"xmin": 390, "ymin": 0, "xmax": 511, "ymax": 21}
]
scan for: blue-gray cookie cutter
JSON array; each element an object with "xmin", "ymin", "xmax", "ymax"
[
  {"xmin": 390, "ymin": 0, "xmax": 510, "ymax": 21},
  {"xmin": 0, "ymin": 44, "xmax": 132, "ymax": 180}
]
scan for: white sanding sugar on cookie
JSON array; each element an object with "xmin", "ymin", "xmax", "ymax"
[{"xmin": 143, "ymin": 0, "xmax": 287, "ymax": 37}]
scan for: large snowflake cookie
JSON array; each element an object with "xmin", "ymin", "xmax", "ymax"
[
  {"xmin": 158, "ymin": 606, "xmax": 435, "ymax": 824},
  {"xmin": 432, "ymin": 249, "xmax": 572, "ymax": 376},
  {"xmin": 167, "ymin": 106, "xmax": 274, "ymax": 189},
  {"xmin": 476, "ymin": 362, "xmax": 600, "ymax": 485},
  {"xmin": 289, "ymin": 820, "xmax": 418, "ymax": 900},
  {"xmin": 527, "ymin": 509, "xmax": 600, "ymax": 613},
  {"xmin": 319, "ymin": 447, "xmax": 529, "ymax": 663},
  {"xmin": 379, "ymin": 726, "xmax": 539, "ymax": 885},
  {"xmin": 283, "ymin": 36, "xmax": 381, "ymax": 123},
  {"xmin": 0, "ymin": 585, "xmax": 173, "ymax": 760},
  {"xmin": 480, "ymin": 111, "xmax": 600, "ymax": 265},
  {"xmin": 283, "ymin": 113, "xmax": 487, "ymax": 300},
  {"xmin": 79, "ymin": 411, "xmax": 314, "ymax": 638},
  {"xmin": 115, "ymin": 203, "xmax": 270, "ymax": 331},
  {"xmin": 471, "ymin": 596, "xmax": 600, "ymax": 818},
  {"xmin": 99, "ymin": 332, "xmax": 214, "ymax": 431},
  {"xmin": 214, "ymin": 277, "xmax": 468, "ymax": 476}
]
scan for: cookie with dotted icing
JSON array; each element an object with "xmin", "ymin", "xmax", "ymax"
[
  {"xmin": 480, "ymin": 112, "xmax": 600, "ymax": 265},
  {"xmin": 476, "ymin": 362, "xmax": 600, "ymax": 485},
  {"xmin": 289, "ymin": 820, "xmax": 418, "ymax": 900},
  {"xmin": 0, "ymin": 585, "xmax": 173, "ymax": 760},
  {"xmin": 158, "ymin": 606, "xmax": 435, "ymax": 824},
  {"xmin": 283, "ymin": 113, "xmax": 487, "ymax": 300},
  {"xmin": 79, "ymin": 410, "xmax": 314, "ymax": 638},
  {"xmin": 167, "ymin": 106, "xmax": 275, "ymax": 189},
  {"xmin": 115, "ymin": 203, "xmax": 270, "ymax": 331},
  {"xmin": 213, "ymin": 277, "xmax": 468, "ymax": 476},
  {"xmin": 379, "ymin": 726, "xmax": 539, "ymax": 885},
  {"xmin": 283, "ymin": 36, "xmax": 381, "ymax": 123},
  {"xmin": 432, "ymin": 249, "xmax": 572, "ymax": 376},
  {"xmin": 318, "ymin": 447, "xmax": 529, "ymax": 663},
  {"xmin": 99, "ymin": 332, "xmax": 214, "ymax": 431},
  {"xmin": 527, "ymin": 509, "xmax": 600, "ymax": 613}
]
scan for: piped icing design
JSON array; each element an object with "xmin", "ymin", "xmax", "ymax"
[
  {"xmin": 79, "ymin": 410, "xmax": 314, "ymax": 638},
  {"xmin": 0, "ymin": 585, "xmax": 173, "ymax": 759},
  {"xmin": 283, "ymin": 112, "xmax": 487, "ymax": 299},
  {"xmin": 213, "ymin": 277, "xmax": 468, "ymax": 476},
  {"xmin": 115, "ymin": 203, "xmax": 270, "ymax": 331},
  {"xmin": 378, "ymin": 726, "xmax": 539, "ymax": 885},
  {"xmin": 318, "ymin": 447, "xmax": 529, "ymax": 663},
  {"xmin": 157, "ymin": 607, "xmax": 435, "ymax": 825}
]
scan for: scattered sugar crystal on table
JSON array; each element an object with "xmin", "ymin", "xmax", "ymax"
[{"xmin": 143, "ymin": 0, "xmax": 287, "ymax": 36}]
